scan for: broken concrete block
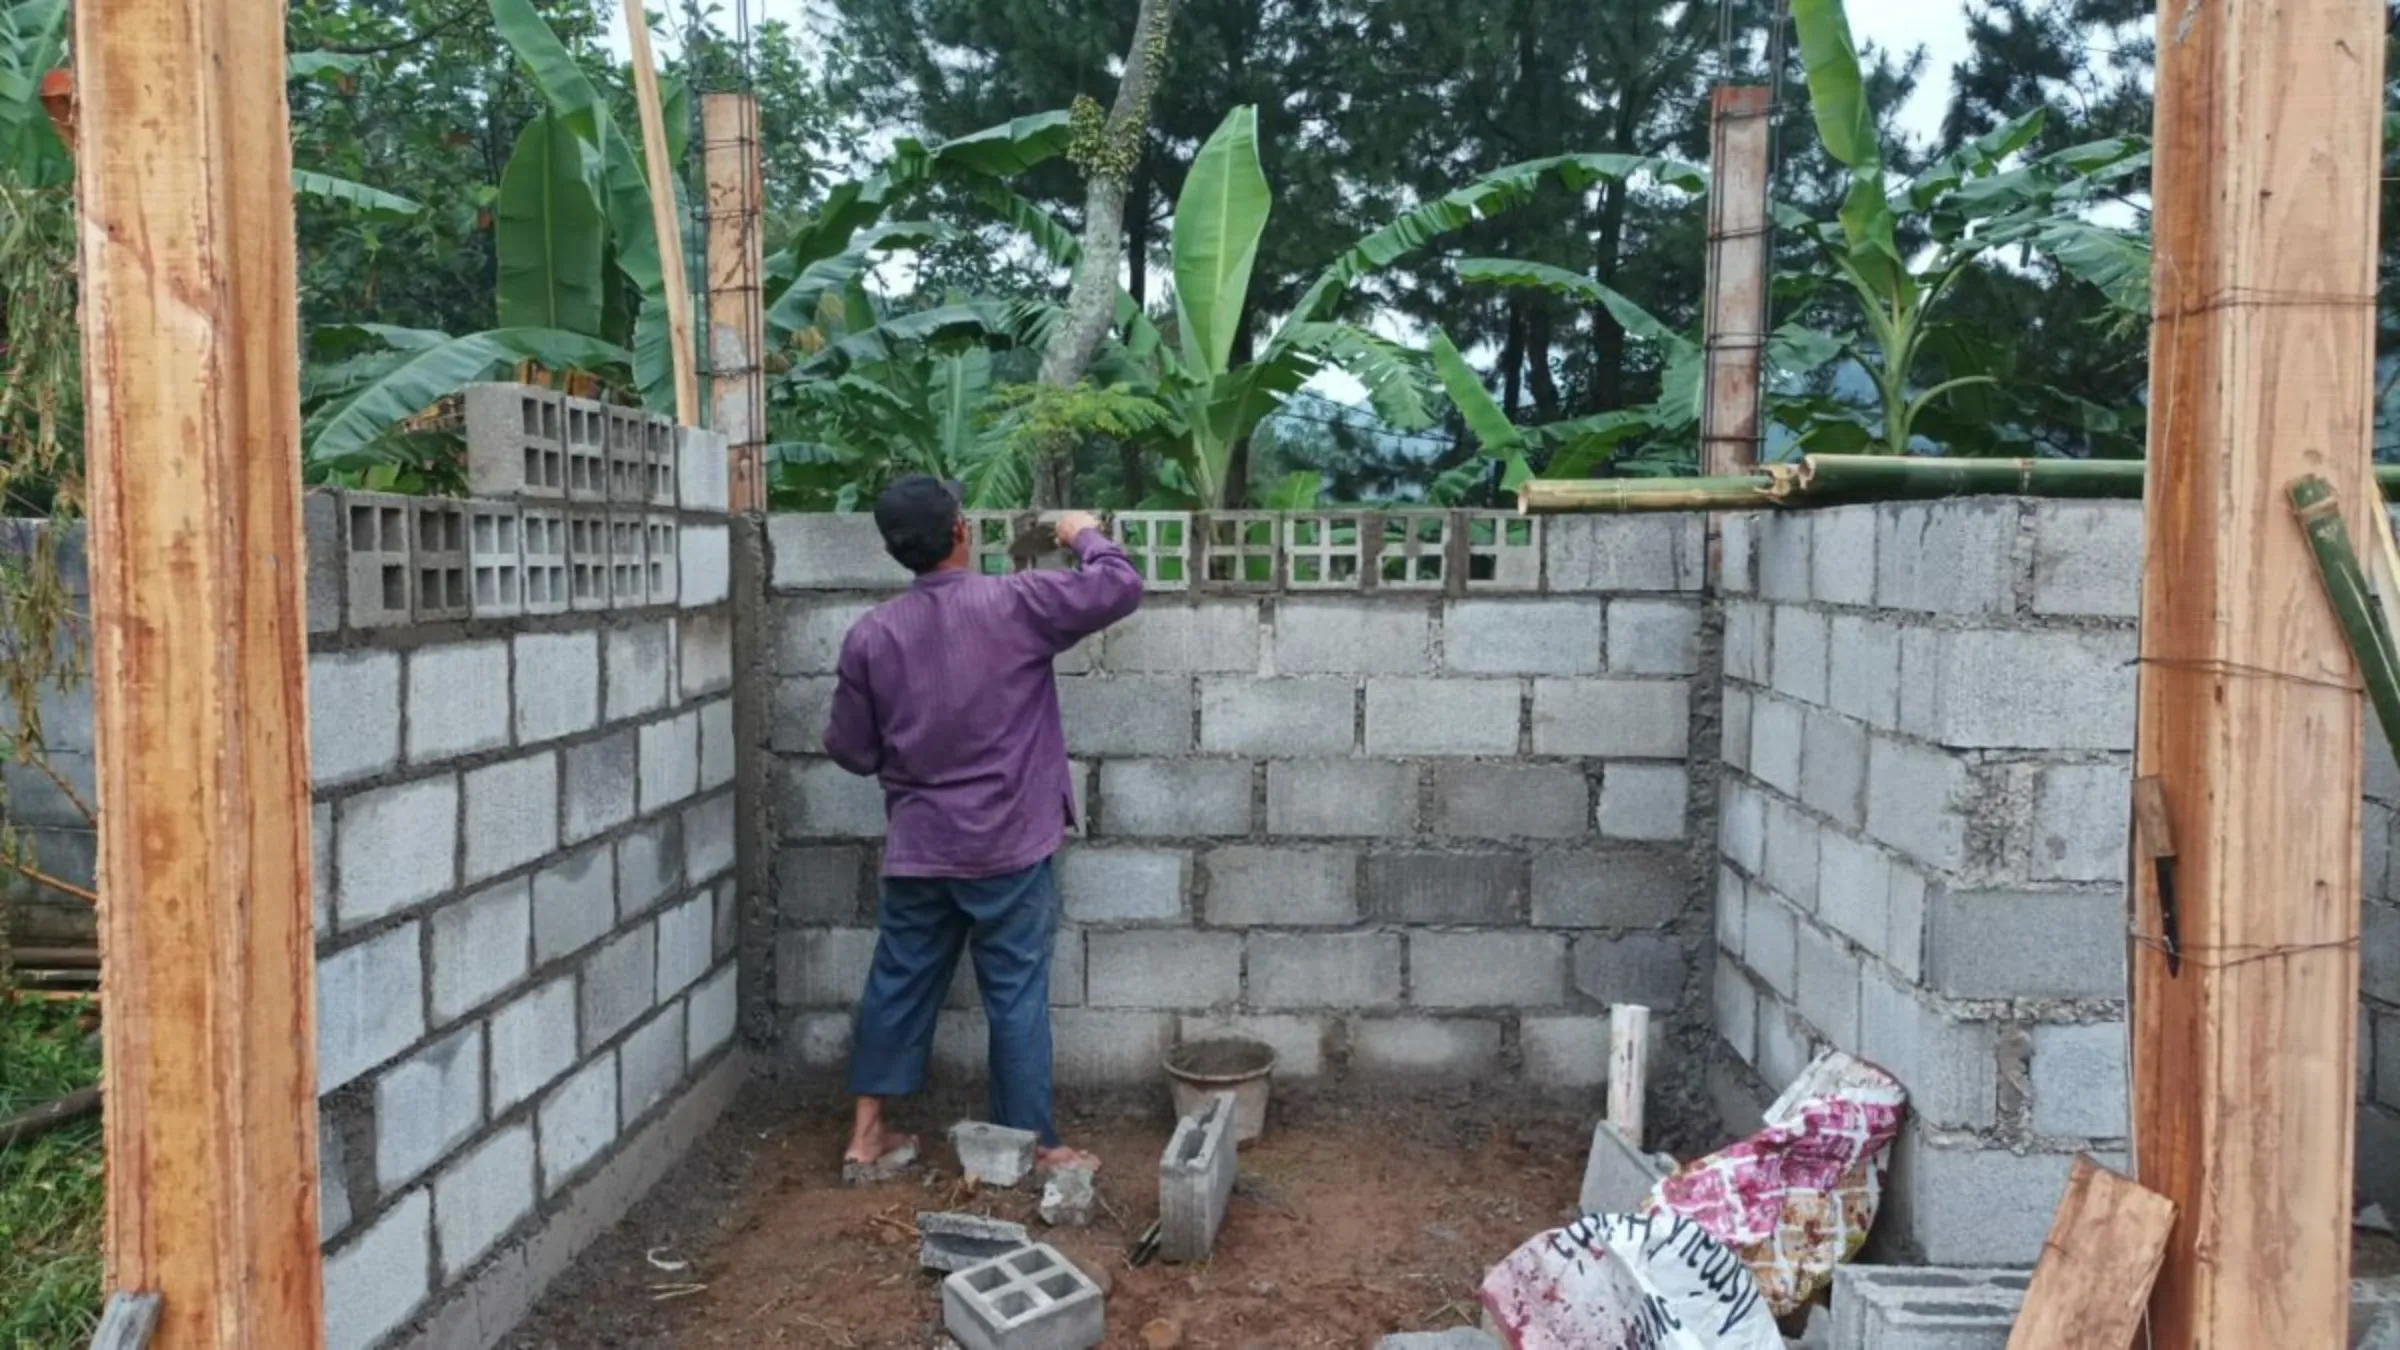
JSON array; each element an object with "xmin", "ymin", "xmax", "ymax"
[
  {"xmin": 952, "ymin": 1121, "xmax": 1039, "ymax": 1188},
  {"xmin": 1374, "ymin": 1332, "xmax": 1499, "ymax": 1350},
  {"xmin": 942, "ymin": 1243, "xmax": 1104, "ymax": 1350},
  {"xmin": 1577, "ymin": 1119, "xmax": 1673, "ymax": 1216},
  {"xmin": 918, "ymin": 1212, "xmax": 1031, "ymax": 1273},
  {"xmin": 1158, "ymin": 1092, "xmax": 1237, "ymax": 1262},
  {"xmin": 841, "ymin": 1138, "xmax": 919, "ymax": 1186},
  {"xmin": 1039, "ymin": 1167, "xmax": 1095, "ymax": 1227}
]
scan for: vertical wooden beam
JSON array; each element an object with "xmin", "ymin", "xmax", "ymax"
[
  {"xmin": 2133, "ymin": 0, "xmax": 2384, "ymax": 1341},
  {"xmin": 623, "ymin": 0, "xmax": 701, "ymax": 425},
  {"xmin": 73, "ymin": 0, "xmax": 321, "ymax": 1340},
  {"xmin": 703, "ymin": 92, "xmax": 767, "ymax": 513},
  {"xmin": 1699, "ymin": 85, "xmax": 1771, "ymax": 479}
]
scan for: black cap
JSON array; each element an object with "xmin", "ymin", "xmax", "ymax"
[{"xmin": 873, "ymin": 475, "xmax": 964, "ymax": 573}]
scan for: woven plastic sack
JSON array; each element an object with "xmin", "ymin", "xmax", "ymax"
[{"xmin": 1479, "ymin": 1210, "xmax": 1782, "ymax": 1350}]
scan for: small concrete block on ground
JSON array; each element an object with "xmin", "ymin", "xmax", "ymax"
[
  {"xmin": 918, "ymin": 1212, "xmax": 1031, "ymax": 1272},
  {"xmin": 953, "ymin": 1120, "xmax": 1039, "ymax": 1187},
  {"xmin": 1039, "ymin": 1166, "xmax": 1095, "ymax": 1226},
  {"xmin": 1828, "ymin": 1265, "xmax": 2024, "ymax": 1350},
  {"xmin": 941, "ymin": 1243, "xmax": 1105, "ymax": 1350},
  {"xmin": 1577, "ymin": 1120, "xmax": 1671, "ymax": 1216},
  {"xmin": 1375, "ymin": 1332, "xmax": 1500, "ymax": 1350},
  {"xmin": 1158, "ymin": 1092, "xmax": 1238, "ymax": 1262}
]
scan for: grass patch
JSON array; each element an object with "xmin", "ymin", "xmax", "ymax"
[{"xmin": 0, "ymin": 989, "xmax": 102, "ymax": 1350}]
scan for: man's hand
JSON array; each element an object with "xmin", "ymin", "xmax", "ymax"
[{"xmin": 1052, "ymin": 511, "xmax": 1103, "ymax": 548}]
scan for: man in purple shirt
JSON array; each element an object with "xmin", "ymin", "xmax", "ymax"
[{"xmin": 823, "ymin": 475, "xmax": 1143, "ymax": 1177}]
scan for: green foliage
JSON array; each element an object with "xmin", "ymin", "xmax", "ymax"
[
  {"xmin": 0, "ymin": 993, "xmax": 104, "ymax": 1350},
  {"xmin": 493, "ymin": 114, "xmax": 606, "ymax": 332}
]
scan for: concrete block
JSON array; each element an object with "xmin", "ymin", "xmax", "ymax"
[
  {"xmin": 1827, "ymin": 1265, "xmax": 2026, "ymax": 1350},
  {"xmin": 514, "ymin": 630, "xmax": 600, "ymax": 743},
  {"xmin": 1103, "ymin": 600, "xmax": 1261, "ymax": 672},
  {"xmin": 1720, "ymin": 511, "xmax": 1757, "ymax": 594},
  {"xmin": 1048, "ymin": 1009, "xmax": 1174, "ymax": 1085},
  {"xmin": 489, "ymin": 975, "xmax": 578, "ymax": 1113},
  {"xmin": 1364, "ymin": 678, "xmax": 1520, "ymax": 755},
  {"xmin": 521, "ymin": 506, "xmax": 570, "ymax": 615},
  {"xmin": 1518, "ymin": 1014, "xmax": 1611, "ymax": 1088},
  {"xmin": 1351, "ymin": 1016, "xmax": 1504, "ymax": 1078},
  {"xmin": 689, "ymin": 962, "xmax": 738, "ymax": 1062},
  {"xmin": 1411, "ymin": 931, "xmax": 1568, "ymax": 1008},
  {"xmin": 1571, "ymin": 933, "xmax": 1685, "ymax": 1008},
  {"xmin": 680, "ymin": 611, "xmax": 734, "ymax": 698},
  {"xmin": 1545, "ymin": 514, "xmax": 1703, "ymax": 593},
  {"xmin": 1435, "ymin": 762, "xmax": 1589, "ymax": 839},
  {"xmin": 619, "ymin": 1002, "xmax": 686, "ymax": 1122},
  {"xmin": 657, "ymin": 890, "xmax": 716, "ymax": 998},
  {"xmin": 537, "ymin": 1053, "xmax": 618, "ymax": 1195},
  {"xmin": 1720, "ymin": 779, "xmax": 1767, "ymax": 874},
  {"xmin": 684, "ymin": 791, "xmax": 736, "ymax": 887},
  {"xmin": 405, "ymin": 641, "xmax": 509, "ymax": 763},
  {"xmin": 1721, "ymin": 685, "xmax": 1753, "ymax": 774},
  {"xmin": 433, "ymin": 1122, "xmax": 535, "ymax": 1278},
  {"xmin": 1715, "ymin": 957, "xmax": 1759, "ymax": 1067},
  {"xmin": 1865, "ymin": 735, "xmax": 1972, "ymax": 873},
  {"xmin": 335, "ymin": 775, "xmax": 459, "ymax": 928},
  {"xmin": 767, "ymin": 512, "xmax": 912, "ymax": 590},
  {"xmin": 310, "ymin": 649, "xmax": 402, "ymax": 786},
  {"xmin": 1875, "ymin": 499, "xmax": 2020, "ymax": 616},
  {"xmin": 1888, "ymin": 863, "xmax": 1929, "ymax": 982},
  {"xmin": 1375, "ymin": 1333, "xmax": 1501, "ymax": 1350},
  {"xmin": 1159, "ymin": 1094, "xmax": 1239, "ymax": 1261},
  {"xmin": 533, "ymin": 843, "xmax": 615, "ymax": 961},
  {"xmin": 1795, "ymin": 920, "xmax": 1862, "ymax": 1044},
  {"xmin": 676, "ymin": 424, "xmax": 731, "ymax": 512},
  {"xmin": 1801, "ymin": 710, "xmax": 1869, "ymax": 827},
  {"xmin": 1442, "ymin": 598, "xmax": 1602, "ymax": 675},
  {"xmin": 340, "ymin": 491, "xmax": 414, "ymax": 630},
  {"xmin": 780, "ymin": 758, "xmax": 887, "ymax": 838},
  {"xmin": 698, "ymin": 699, "xmax": 735, "ymax": 791},
  {"xmin": 561, "ymin": 725, "xmax": 638, "ymax": 843},
  {"xmin": 2031, "ymin": 500, "xmax": 2141, "ymax": 617},
  {"xmin": 639, "ymin": 710, "xmax": 701, "ymax": 811},
  {"xmin": 1578, "ymin": 1121, "xmax": 1673, "ymax": 1216},
  {"xmin": 582, "ymin": 923, "xmax": 658, "ymax": 1051},
  {"xmin": 1088, "ymin": 929, "xmax": 1240, "ymax": 1008},
  {"xmin": 605, "ymin": 621, "xmax": 674, "ymax": 720},
  {"xmin": 770, "ymin": 675, "xmax": 836, "ymax": 754},
  {"xmin": 1056, "ymin": 675, "xmax": 1193, "ymax": 755},
  {"xmin": 1884, "ymin": 1132, "xmax": 2115, "ymax": 1266},
  {"xmin": 1903, "ymin": 628, "xmax": 2137, "ymax": 752},
  {"xmin": 1178, "ymin": 1013, "xmax": 1331, "ymax": 1079},
  {"xmin": 950, "ymin": 1121, "xmax": 1039, "ymax": 1187},
  {"xmin": 1264, "ymin": 758, "xmax": 1415, "ymax": 837},
  {"xmin": 464, "ymin": 751, "xmax": 559, "ymax": 883},
  {"xmin": 1757, "ymin": 1003, "xmax": 1813, "ymax": 1091},
  {"xmin": 2369, "ymin": 901, "xmax": 2400, "ymax": 1005},
  {"xmin": 941, "ymin": 1243, "xmax": 1105, "ymax": 1350},
  {"xmin": 305, "ymin": 490, "xmax": 344, "ymax": 633},
  {"xmin": 1098, "ymin": 759, "xmax": 1252, "ymax": 837},
  {"xmin": 558, "ymin": 396, "xmax": 606, "ymax": 500},
  {"xmin": 772, "ymin": 598, "xmax": 874, "ymax": 675},
  {"xmin": 1748, "ymin": 694, "xmax": 1804, "ymax": 796},
  {"xmin": 1723, "ymin": 598, "xmax": 1769, "ymax": 683},
  {"xmin": 1530, "ymin": 849, "xmax": 1686, "ymax": 928},
  {"xmin": 318, "ymin": 923, "xmax": 426, "ymax": 1094},
  {"xmin": 1816, "ymin": 832, "xmax": 1893, "ymax": 955},
  {"xmin": 1365, "ymin": 851, "xmax": 1525, "ymax": 924},
  {"xmin": 1607, "ymin": 598, "xmax": 1702, "ymax": 675},
  {"xmin": 1055, "ymin": 847, "xmax": 1188, "ymax": 922},
  {"xmin": 1742, "ymin": 883, "xmax": 1797, "ymax": 997},
  {"xmin": 1756, "ymin": 511, "xmax": 1812, "ymax": 602},
  {"xmin": 679, "ymin": 522, "xmax": 731, "ymax": 605},
  {"xmin": 313, "ymin": 801, "xmax": 333, "ymax": 937},
  {"xmin": 776, "ymin": 927, "xmax": 879, "ymax": 1007},
  {"xmin": 1858, "ymin": 969, "xmax": 1996, "ymax": 1130},
  {"xmin": 1598, "ymin": 763, "xmax": 1686, "ymax": 842},
  {"xmin": 779, "ymin": 845, "xmax": 867, "ymax": 923},
  {"xmin": 1828, "ymin": 614, "xmax": 1902, "ymax": 730},
  {"xmin": 1250, "ymin": 932, "xmax": 1403, "ymax": 1008},
  {"xmin": 918, "ymin": 1212, "xmax": 1032, "ymax": 1273},
  {"xmin": 1532, "ymin": 679, "xmax": 1687, "ymax": 758},
  {"xmin": 375, "ymin": 1026, "xmax": 485, "ymax": 1189},
  {"xmin": 1275, "ymin": 597, "xmax": 1432, "ymax": 673},
  {"xmin": 466, "ymin": 501, "xmax": 528, "ymax": 619},
  {"xmin": 410, "ymin": 498, "xmax": 473, "ymax": 621},
  {"xmin": 1927, "ymin": 888, "xmax": 2122, "ymax": 999},
  {"xmin": 324, "ymin": 1190, "xmax": 430, "ymax": 1350},
  {"xmin": 2031, "ymin": 1021, "xmax": 2128, "ymax": 1138},
  {"xmin": 428, "ymin": 878, "xmax": 532, "ymax": 1024},
  {"xmin": 1811, "ymin": 505, "xmax": 1878, "ymax": 607},
  {"xmin": 1771, "ymin": 606, "xmax": 1831, "ymax": 704},
  {"xmin": 2031, "ymin": 760, "xmax": 2129, "ymax": 883},
  {"xmin": 1717, "ymin": 866, "xmax": 1745, "ymax": 961},
  {"xmin": 1199, "ymin": 677, "xmax": 1355, "ymax": 755},
  {"xmin": 1195, "ymin": 846, "xmax": 1353, "ymax": 926},
  {"xmin": 318, "ymin": 1111, "xmax": 353, "ymax": 1240}
]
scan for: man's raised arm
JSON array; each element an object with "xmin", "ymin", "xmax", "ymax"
[
  {"xmin": 1016, "ymin": 512, "xmax": 1144, "ymax": 652},
  {"xmin": 821, "ymin": 627, "xmax": 883, "ymax": 776}
]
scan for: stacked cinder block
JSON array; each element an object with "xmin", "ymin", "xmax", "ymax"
[
  {"xmin": 761, "ymin": 511, "xmax": 1709, "ymax": 1091},
  {"xmin": 1827, "ymin": 1267, "xmax": 2400, "ymax": 1350},
  {"xmin": 1158, "ymin": 1092, "xmax": 1238, "ymax": 1261},
  {"xmin": 303, "ymin": 386, "xmax": 745, "ymax": 1350}
]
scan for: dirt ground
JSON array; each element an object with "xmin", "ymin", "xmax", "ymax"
[{"xmin": 504, "ymin": 1088, "xmax": 1588, "ymax": 1349}]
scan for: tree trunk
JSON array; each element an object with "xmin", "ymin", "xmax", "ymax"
[
  {"xmin": 1119, "ymin": 166, "xmax": 1152, "ymax": 506},
  {"xmin": 1222, "ymin": 314, "xmax": 1259, "ymax": 506},
  {"xmin": 1500, "ymin": 300, "xmax": 1526, "ymax": 418},
  {"xmin": 1527, "ymin": 302, "xmax": 1562, "ymax": 421}
]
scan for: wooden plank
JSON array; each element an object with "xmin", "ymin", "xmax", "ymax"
[
  {"xmin": 2004, "ymin": 1155, "xmax": 2177, "ymax": 1350},
  {"xmin": 702, "ymin": 92, "xmax": 766, "ymax": 512},
  {"xmin": 1606, "ymin": 1004, "xmax": 1648, "ymax": 1145},
  {"xmin": 89, "ymin": 1292, "xmax": 162, "ymax": 1350},
  {"xmin": 622, "ymin": 0, "xmax": 700, "ymax": 425},
  {"xmin": 2132, "ymin": 0, "xmax": 2383, "ymax": 1341},
  {"xmin": 72, "ymin": 0, "xmax": 322, "ymax": 1340},
  {"xmin": 1698, "ymin": 85, "xmax": 1771, "ymax": 478}
]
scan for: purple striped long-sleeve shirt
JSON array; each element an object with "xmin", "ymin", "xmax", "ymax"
[{"xmin": 822, "ymin": 529, "xmax": 1144, "ymax": 878}]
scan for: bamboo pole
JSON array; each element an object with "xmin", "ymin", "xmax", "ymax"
[
  {"xmin": 622, "ymin": 0, "xmax": 700, "ymax": 425},
  {"xmin": 73, "ymin": 0, "xmax": 322, "ymax": 1336},
  {"xmin": 2291, "ymin": 475, "xmax": 2400, "ymax": 769},
  {"xmin": 702, "ymin": 92, "xmax": 766, "ymax": 512},
  {"xmin": 1519, "ymin": 458, "xmax": 2400, "ymax": 513}
]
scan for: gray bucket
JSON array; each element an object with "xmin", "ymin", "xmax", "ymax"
[{"xmin": 1163, "ymin": 1037, "xmax": 1276, "ymax": 1144}]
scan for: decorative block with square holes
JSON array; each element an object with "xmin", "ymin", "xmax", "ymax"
[
  {"xmin": 521, "ymin": 507, "xmax": 570, "ymax": 616},
  {"xmin": 1113, "ymin": 512, "xmax": 1191, "ymax": 590},
  {"xmin": 939, "ymin": 1243, "xmax": 1104, "ymax": 1350},
  {"xmin": 342, "ymin": 491, "xmax": 413, "ymax": 628},
  {"xmin": 607, "ymin": 512, "xmax": 648, "ymax": 606},
  {"xmin": 604, "ymin": 406, "xmax": 649, "ymax": 504},
  {"xmin": 565, "ymin": 509, "xmax": 611, "ymax": 611},
  {"xmin": 641, "ymin": 414, "xmax": 676, "ymax": 508},
  {"xmin": 1376, "ymin": 511, "xmax": 1452, "ymax": 590},
  {"xmin": 466, "ymin": 501, "xmax": 525, "ymax": 619},
  {"xmin": 1462, "ymin": 511, "xmax": 1541, "ymax": 589},
  {"xmin": 965, "ymin": 512, "xmax": 1019, "ymax": 577},
  {"xmin": 410, "ymin": 499, "xmax": 471, "ymax": 621},
  {"xmin": 561, "ymin": 396, "xmax": 609, "ymax": 501},
  {"xmin": 1200, "ymin": 513, "xmax": 1278, "ymax": 588},
  {"xmin": 644, "ymin": 514, "xmax": 680, "ymax": 605},
  {"xmin": 461, "ymin": 383, "xmax": 565, "ymax": 499},
  {"xmin": 1284, "ymin": 513, "xmax": 1369, "ymax": 590}
]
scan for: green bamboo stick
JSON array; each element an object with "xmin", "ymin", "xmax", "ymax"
[
  {"xmin": 2289, "ymin": 473, "xmax": 2400, "ymax": 772},
  {"xmin": 1521, "ymin": 457, "xmax": 2400, "ymax": 514}
]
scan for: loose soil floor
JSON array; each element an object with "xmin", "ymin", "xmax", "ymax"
[{"xmin": 505, "ymin": 1089, "xmax": 1589, "ymax": 1349}]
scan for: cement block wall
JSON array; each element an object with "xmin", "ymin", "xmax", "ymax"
[
  {"xmin": 759, "ymin": 510, "xmax": 1715, "ymax": 1098},
  {"xmin": 1713, "ymin": 497, "xmax": 2400, "ymax": 1266}
]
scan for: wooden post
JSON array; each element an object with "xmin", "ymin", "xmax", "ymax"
[
  {"xmin": 2133, "ymin": 0, "xmax": 2384, "ymax": 1340},
  {"xmin": 622, "ymin": 0, "xmax": 700, "ymax": 425},
  {"xmin": 73, "ymin": 0, "xmax": 322, "ymax": 1340},
  {"xmin": 703, "ymin": 92, "xmax": 767, "ymax": 513},
  {"xmin": 1606, "ymin": 1004, "xmax": 1648, "ymax": 1146},
  {"xmin": 1699, "ymin": 85, "xmax": 1771, "ymax": 478}
]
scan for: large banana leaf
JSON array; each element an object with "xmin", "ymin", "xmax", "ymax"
[
  {"xmin": 765, "ymin": 221, "xmax": 951, "ymax": 335},
  {"xmin": 487, "ymin": 0, "xmax": 661, "ymax": 296},
  {"xmin": 1453, "ymin": 256, "xmax": 1693, "ymax": 355},
  {"xmin": 2029, "ymin": 217, "xmax": 2151, "ymax": 313},
  {"xmin": 1173, "ymin": 106, "xmax": 1271, "ymax": 381},
  {"xmin": 305, "ymin": 328, "xmax": 632, "ymax": 468},
  {"xmin": 494, "ymin": 115, "xmax": 605, "ymax": 333},
  {"xmin": 1790, "ymin": 0, "xmax": 1900, "ymax": 285},
  {"xmin": 794, "ymin": 300, "xmax": 1051, "ymax": 376},
  {"xmin": 287, "ymin": 50, "xmax": 366, "ymax": 82},
  {"xmin": 1430, "ymin": 331, "xmax": 1531, "ymax": 490},
  {"xmin": 0, "ymin": 0, "xmax": 64, "ymax": 184},
  {"xmin": 925, "ymin": 112, "xmax": 1075, "ymax": 177},
  {"xmin": 1282, "ymin": 323, "xmax": 1434, "ymax": 430},
  {"xmin": 292, "ymin": 169, "xmax": 426, "ymax": 221},
  {"xmin": 931, "ymin": 348, "xmax": 994, "ymax": 469}
]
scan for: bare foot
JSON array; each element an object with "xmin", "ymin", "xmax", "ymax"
[
  {"xmin": 1037, "ymin": 1144, "xmax": 1101, "ymax": 1174},
  {"xmin": 844, "ymin": 1128, "xmax": 917, "ymax": 1166}
]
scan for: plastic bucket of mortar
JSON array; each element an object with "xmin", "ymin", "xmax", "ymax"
[{"xmin": 1163, "ymin": 1037, "xmax": 1276, "ymax": 1143}]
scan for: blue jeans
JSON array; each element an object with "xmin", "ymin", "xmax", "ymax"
[{"xmin": 847, "ymin": 857, "xmax": 1060, "ymax": 1146}]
